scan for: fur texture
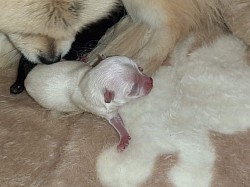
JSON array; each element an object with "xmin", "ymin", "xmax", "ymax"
[
  {"xmin": 25, "ymin": 56, "xmax": 153, "ymax": 151},
  {"xmin": 0, "ymin": 0, "xmax": 119, "ymax": 66},
  {"xmin": 0, "ymin": 33, "xmax": 20, "ymax": 68},
  {"xmin": 117, "ymin": 0, "xmax": 250, "ymax": 75},
  {"xmin": 1, "ymin": 0, "xmax": 250, "ymax": 74},
  {"xmin": 1, "ymin": 25, "xmax": 250, "ymax": 186},
  {"xmin": 97, "ymin": 34, "xmax": 250, "ymax": 187}
]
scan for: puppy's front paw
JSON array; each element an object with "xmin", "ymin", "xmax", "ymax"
[
  {"xmin": 117, "ymin": 135, "xmax": 131, "ymax": 152},
  {"xmin": 10, "ymin": 82, "xmax": 24, "ymax": 94}
]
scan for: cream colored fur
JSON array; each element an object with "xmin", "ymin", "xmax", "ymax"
[
  {"xmin": 0, "ymin": 0, "xmax": 118, "ymax": 66},
  {"xmin": 25, "ymin": 56, "xmax": 150, "ymax": 120},
  {"xmin": 117, "ymin": 0, "xmax": 250, "ymax": 75},
  {"xmin": 1, "ymin": 18, "xmax": 250, "ymax": 186},
  {"xmin": 1, "ymin": 0, "xmax": 250, "ymax": 73},
  {"xmin": 25, "ymin": 56, "xmax": 153, "ymax": 151},
  {"xmin": 0, "ymin": 33, "xmax": 20, "ymax": 68}
]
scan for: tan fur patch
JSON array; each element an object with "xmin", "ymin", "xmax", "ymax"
[
  {"xmin": 142, "ymin": 154, "xmax": 178, "ymax": 187},
  {"xmin": 211, "ymin": 131, "xmax": 250, "ymax": 186}
]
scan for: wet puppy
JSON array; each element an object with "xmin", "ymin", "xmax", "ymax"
[{"xmin": 25, "ymin": 56, "xmax": 153, "ymax": 151}]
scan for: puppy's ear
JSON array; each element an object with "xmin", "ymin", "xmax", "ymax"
[{"xmin": 104, "ymin": 89, "xmax": 115, "ymax": 103}]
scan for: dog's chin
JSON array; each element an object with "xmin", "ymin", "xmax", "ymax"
[{"xmin": 21, "ymin": 53, "xmax": 40, "ymax": 64}]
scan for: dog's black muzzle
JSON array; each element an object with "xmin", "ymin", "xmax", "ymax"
[{"xmin": 38, "ymin": 55, "xmax": 61, "ymax": 65}]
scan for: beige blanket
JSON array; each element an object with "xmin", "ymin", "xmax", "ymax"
[{"xmin": 0, "ymin": 17, "xmax": 250, "ymax": 187}]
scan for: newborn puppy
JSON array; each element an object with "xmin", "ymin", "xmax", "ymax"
[{"xmin": 25, "ymin": 56, "xmax": 153, "ymax": 151}]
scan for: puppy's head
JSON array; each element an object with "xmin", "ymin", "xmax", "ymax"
[
  {"xmin": 92, "ymin": 56, "xmax": 153, "ymax": 105},
  {"xmin": 7, "ymin": 33, "xmax": 75, "ymax": 64}
]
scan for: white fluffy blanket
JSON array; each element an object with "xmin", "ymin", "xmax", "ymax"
[{"xmin": 97, "ymin": 34, "xmax": 250, "ymax": 187}]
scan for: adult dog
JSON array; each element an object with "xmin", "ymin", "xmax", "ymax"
[
  {"xmin": 0, "ymin": 0, "xmax": 119, "ymax": 66},
  {"xmin": 1, "ymin": 0, "xmax": 250, "ymax": 75}
]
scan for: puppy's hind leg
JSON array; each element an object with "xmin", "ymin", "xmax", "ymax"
[{"xmin": 10, "ymin": 56, "xmax": 37, "ymax": 94}]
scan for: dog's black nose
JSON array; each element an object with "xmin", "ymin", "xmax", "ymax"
[{"xmin": 38, "ymin": 55, "xmax": 61, "ymax": 64}]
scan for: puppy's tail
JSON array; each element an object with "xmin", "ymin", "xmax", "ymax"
[{"xmin": 0, "ymin": 33, "xmax": 20, "ymax": 68}]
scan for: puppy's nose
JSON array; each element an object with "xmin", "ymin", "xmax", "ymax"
[
  {"xmin": 143, "ymin": 77, "xmax": 153, "ymax": 95},
  {"xmin": 38, "ymin": 55, "xmax": 61, "ymax": 64},
  {"xmin": 146, "ymin": 77, "xmax": 153, "ymax": 85}
]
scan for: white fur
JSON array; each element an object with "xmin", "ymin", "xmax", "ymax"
[
  {"xmin": 25, "ymin": 56, "xmax": 150, "ymax": 120},
  {"xmin": 96, "ymin": 34, "xmax": 250, "ymax": 187},
  {"xmin": 25, "ymin": 56, "xmax": 153, "ymax": 151}
]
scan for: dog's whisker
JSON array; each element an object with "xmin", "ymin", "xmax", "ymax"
[{"xmin": 1, "ymin": 48, "xmax": 18, "ymax": 58}]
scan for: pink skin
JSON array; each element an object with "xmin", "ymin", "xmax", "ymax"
[
  {"xmin": 104, "ymin": 89, "xmax": 115, "ymax": 103},
  {"xmin": 142, "ymin": 77, "xmax": 153, "ymax": 95},
  {"xmin": 136, "ymin": 66, "xmax": 153, "ymax": 95},
  {"xmin": 109, "ymin": 114, "xmax": 131, "ymax": 152},
  {"xmin": 104, "ymin": 73, "xmax": 153, "ymax": 152},
  {"xmin": 105, "ymin": 89, "xmax": 130, "ymax": 151},
  {"xmin": 130, "ymin": 73, "xmax": 153, "ymax": 97},
  {"xmin": 77, "ymin": 55, "xmax": 89, "ymax": 63}
]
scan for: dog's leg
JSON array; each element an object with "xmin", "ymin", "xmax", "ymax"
[
  {"xmin": 10, "ymin": 56, "xmax": 36, "ymax": 94},
  {"xmin": 132, "ymin": 27, "xmax": 179, "ymax": 75},
  {"xmin": 109, "ymin": 113, "xmax": 131, "ymax": 152},
  {"xmin": 121, "ymin": 0, "xmax": 202, "ymax": 75}
]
